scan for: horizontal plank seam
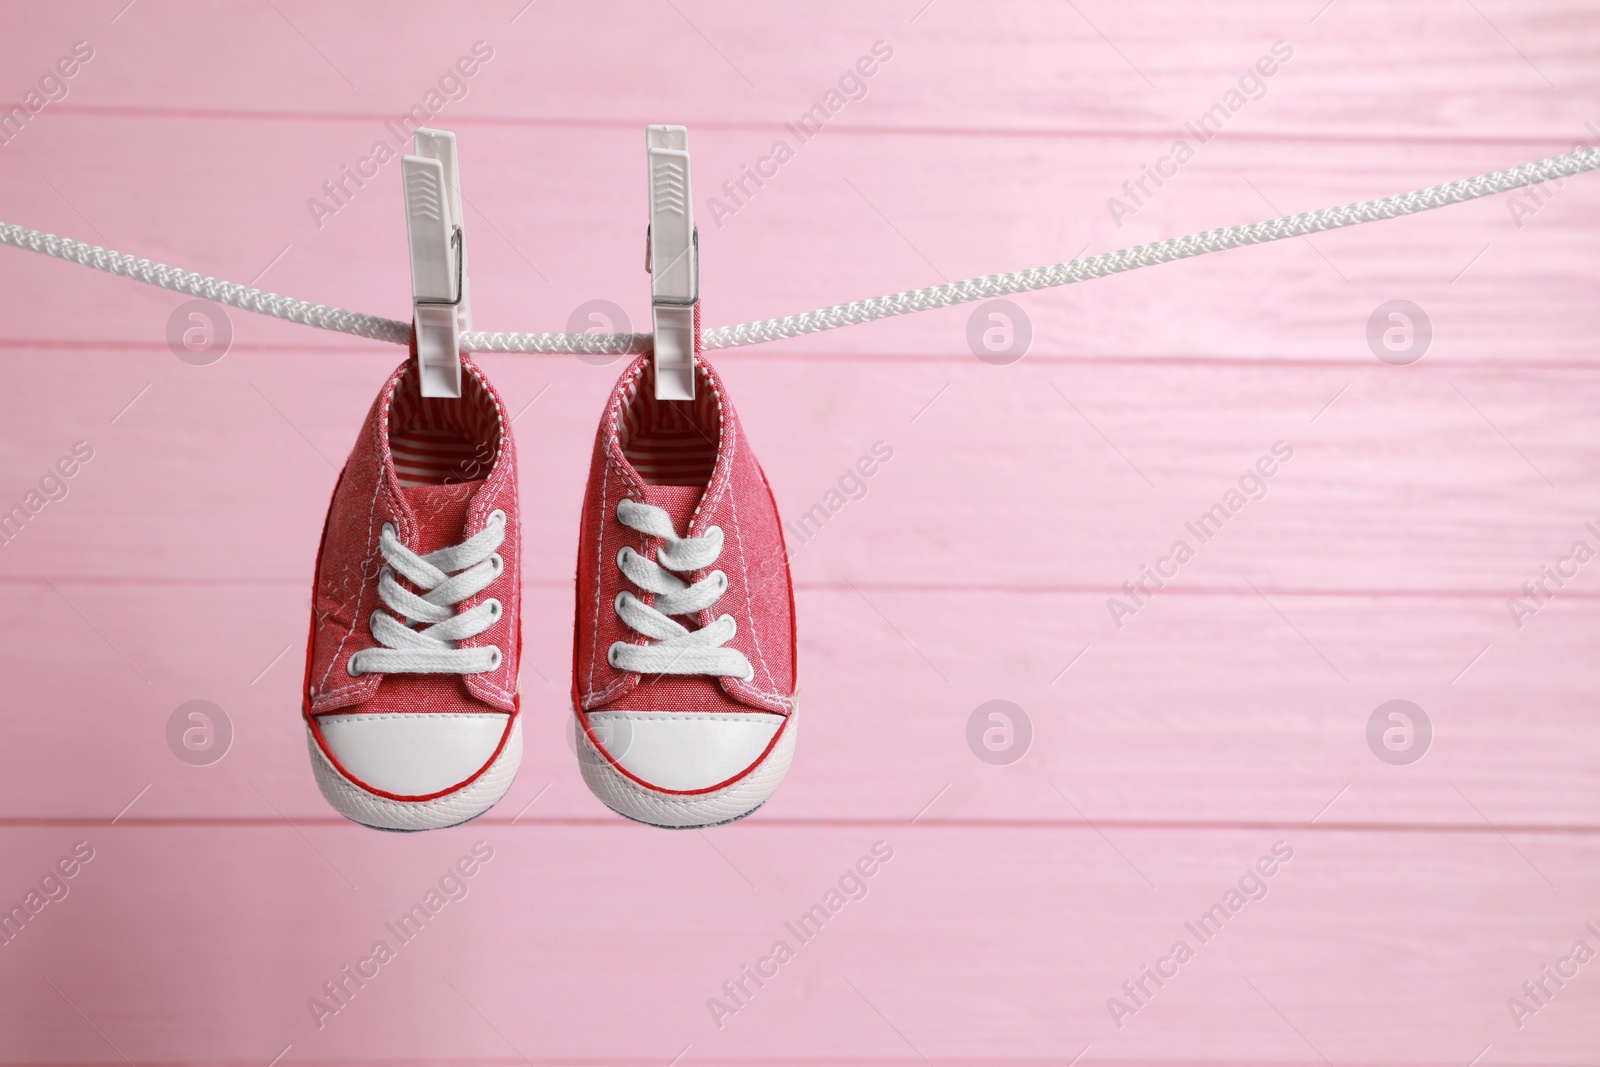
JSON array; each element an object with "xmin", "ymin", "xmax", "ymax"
[
  {"xmin": 4, "ymin": 576, "xmax": 1599, "ymax": 601},
  {"xmin": 1, "ymin": 1062, "xmax": 1565, "ymax": 1067},
  {"xmin": 4, "ymin": 816, "xmax": 1598, "ymax": 834},
  {"xmin": 36, "ymin": 104, "xmax": 1598, "ymax": 151},
  {"xmin": 7, "ymin": 340, "xmax": 1600, "ymax": 374}
]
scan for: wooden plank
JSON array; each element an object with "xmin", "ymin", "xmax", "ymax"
[
  {"xmin": 1, "ymin": 1, "xmax": 1596, "ymax": 140},
  {"xmin": 0, "ymin": 582, "xmax": 1594, "ymax": 828},
  {"xmin": 0, "ymin": 825, "xmax": 1594, "ymax": 1064},
  {"xmin": 1, "ymin": 346, "xmax": 1596, "ymax": 593}
]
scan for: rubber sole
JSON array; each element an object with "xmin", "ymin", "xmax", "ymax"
[
  {"xmin": 611, "ymin": 801, "xmax": 768, "ymax": 831},
  {"xmin": 306, "ymin": 716, "xmax": 523, "ymax": 832},
  {"xmin": 574, "ymin": 704, "xmax": 797, "ymax": 828}
]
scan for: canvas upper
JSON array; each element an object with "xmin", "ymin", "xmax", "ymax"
[
  {"xmin": 302, "ymin": 349, "xmax": 523, "ymax": 831},
  {"xmin": 572, "ymin": 348, "xmax": 798, "ymax": 827}
]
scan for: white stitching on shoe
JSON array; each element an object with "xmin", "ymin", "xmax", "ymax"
[
  {"xmin": 588, "ymin": 448, "xmax": 608, "ymax": 700},
  {"xmin": 317, "ymin": 365, "xmax": 401, "ymax": 703},
  {"xmin": 462, "ymin": 360, "xmax": 515, "ymax": 703},
  {"xmin": 724, "ymin": 476, "xmax": 777, "ymax": 693}
]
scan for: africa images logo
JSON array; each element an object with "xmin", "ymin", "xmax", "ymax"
[
  {"xmin": 1105, "ymin": 40, "xmax": 1294, "ymax": 227},
  {"xmin": 704, "ymin": 41, "xmax": 895, "ymax": 228},
  {"xmin": 304, "ymin": 41, "xmax": 495, "ymax": 230},
  {"xmin": 1106, "ymin": 841, "xmax": 1294, "ymax": 1029},
  {"xmin": 706, "ymin": 842, "xmax": 894, "ymax": 1030}
]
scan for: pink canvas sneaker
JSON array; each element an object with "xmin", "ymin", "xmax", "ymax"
[
  {"xmin": 301, "ymin": 349, "xmax": 522, "ymax": 831},
  {"xmin": 571, "ymin": 352, "xmax": 799, "ymax": 828}
]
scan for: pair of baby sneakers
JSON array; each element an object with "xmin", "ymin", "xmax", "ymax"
[{"xmin": 300, "ymin": 344, "xmax": 797, "ymax": 830}]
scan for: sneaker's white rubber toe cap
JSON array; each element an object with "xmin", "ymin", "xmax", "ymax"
[
  {"xmin": 307, "ymin": 713, "xmax": 521, "ymax": 831},
  {"xmin": 576, "ymin": 707, "xmax": 797, "ymax": 828}
]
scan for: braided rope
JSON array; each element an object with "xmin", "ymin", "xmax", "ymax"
[
  {"xmin": 3, "ymin": 145, "xmax": 1596, "ymax": 354},
  {"xmin": 460, "ymin": 329, "xmax": 651, "ymax": 355},
  {"xmin": 0, "ymin": 220, "xmax": 412, "ymax": 344},
  {"xmin": 702, "ymin": 144, "xmax": 1600, "ymax": 349}
]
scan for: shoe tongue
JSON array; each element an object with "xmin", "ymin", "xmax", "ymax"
[
  {"xmin": 641, "ymin": 483, "xmax": 704, "ymax": 531},
  {"xmin": 401, "ymin": 479, "xmax": 483, "ymax": 554}
]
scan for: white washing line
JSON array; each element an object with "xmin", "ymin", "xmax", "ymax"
[{"xmin": 2, "ymin": 144, "xmax": 1596, "ymax": 355}]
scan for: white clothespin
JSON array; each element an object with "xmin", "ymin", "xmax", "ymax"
[
  {"xmin": 402, "ymin": 128, "xmax": 471, "ymax": 398},
  {"xmin": 646, "ymin": 125, "xmax": 697, "ymax": 401}
]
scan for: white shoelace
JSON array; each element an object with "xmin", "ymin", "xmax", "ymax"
[
  {"xmin": 606, "ymin": 499, "xmax": 754, "ymax": 681},
  {"xmin": 348, "ymin": 509, "xmax": 506, "ymax": 676}
]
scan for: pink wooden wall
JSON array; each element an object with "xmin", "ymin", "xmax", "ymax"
[{"xmin": 2, "ymin": 1, "xmax": 1598, "ymax": 1063}]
